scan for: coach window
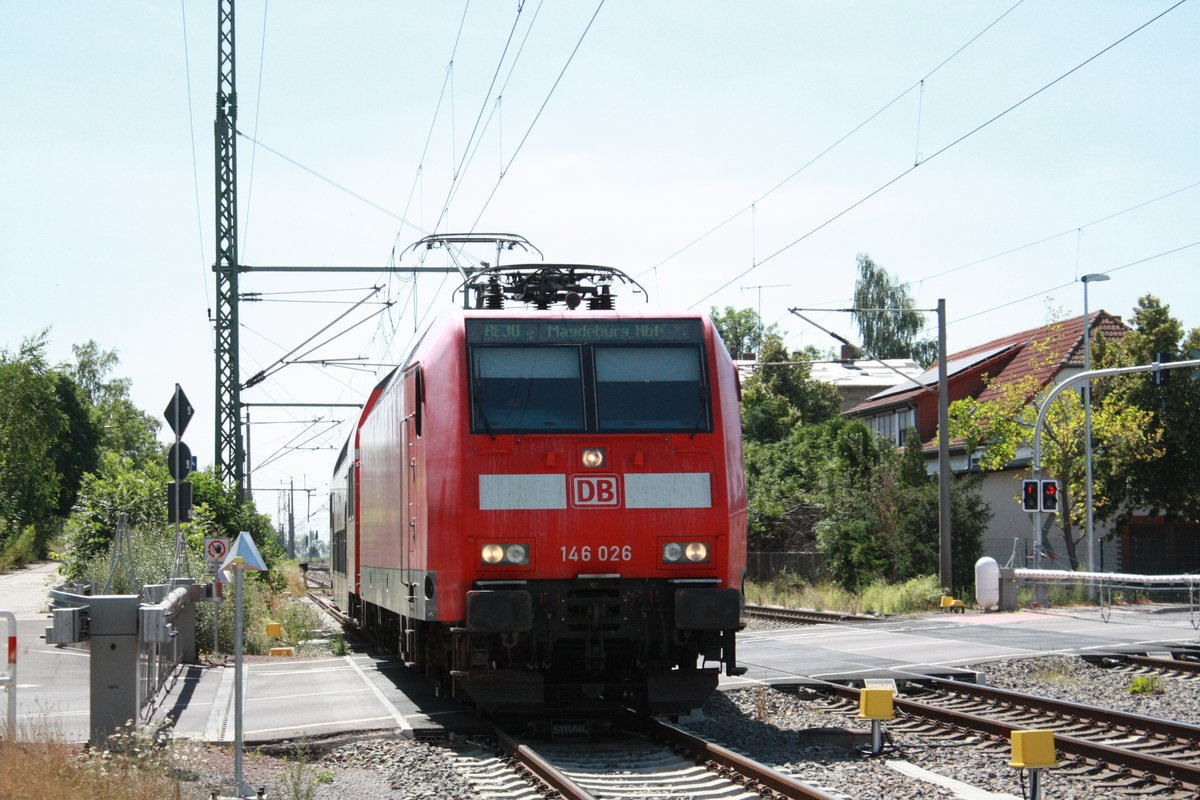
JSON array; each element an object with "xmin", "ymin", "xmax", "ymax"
[
  {"xmin": 594, "ymin": 346, "xmax": 709, "ymax": 432},
  {"xmin": 471, "ymin": 347, "xmax": 584, "ymax": 432}
]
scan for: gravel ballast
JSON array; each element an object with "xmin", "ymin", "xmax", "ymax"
[{"xmin": 163, "ymin": 654, "xmax": 1199, "ymax": 798}]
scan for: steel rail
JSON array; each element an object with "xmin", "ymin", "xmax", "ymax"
[
  {"xmin": 1121, "ymin": 654, "xmax": 1200, "ymax": 676},
  {"xmin": 493, "ymin": 727, "xmax": 599, "ymax": 800},
  {"xmin": 744, "ymin": 603, "xmax": 882, "ymax": 625},
  {"xmin": 820, "ymin": 682, "xmax": 1200, "ymax": 790},
  {"xmin": 927, "ymin": 677, "xmax": 1200, "ymax": 742},
  {"xmin": 646, "ymin": 717, "xmax": 846, "ymax": 800}
]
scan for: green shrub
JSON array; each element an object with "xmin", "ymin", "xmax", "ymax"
[
  {"xmin": 274, "ymin": 597, "xmax": 326, "ymax": 645},
  {"xmin": 858, "ymin": 574, "xmax": 943, "ymax": 615},
  {"xmin": 1, "ymin": 524, "xmax": 39, "ymax": 571}
]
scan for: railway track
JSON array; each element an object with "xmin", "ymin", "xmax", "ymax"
[
  {"xmin": 808, "ymin": 677, "xmax": 1200, "ymax": 798},
  {"xmin": 743, "ymin": 603, "xmax": 882, "ymax": 626},
  {"xmin": 1088, "ymin": 652, "xmax": 1200, "ymax": 680},
  {"xmin": 460, "ymin": 718, "xmax": 849, "ymax": 800}
]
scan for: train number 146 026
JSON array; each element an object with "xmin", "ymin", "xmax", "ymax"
[{"xmin": 560, "ymin": 545, "xmax": 632, "ymax": 562}]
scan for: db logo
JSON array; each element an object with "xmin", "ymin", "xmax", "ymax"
[{"xmin": 571, "ymin": 475, "xmax": 621, "ymax": 507}]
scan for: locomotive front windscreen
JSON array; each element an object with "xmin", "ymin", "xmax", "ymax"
[{"xmin": 467, "ymin": 318, "xmax": 711, "ymax": 434}]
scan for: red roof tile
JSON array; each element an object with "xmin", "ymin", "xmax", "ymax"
[{"xmin": 844, "ymin": 311, "xmax": 1128, "ymax": 447}]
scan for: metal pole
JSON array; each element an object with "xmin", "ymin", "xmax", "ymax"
[
  {"xmin": 233, "ymin": 558, "xmax": 248, "ymax": 797},
  {"xmin": 1080, "ymin": 274, "xmax": 1109, "ymax": 584},
  {"xmin": 1029, "ymin": 768, "xmax": 1042, "ymax": 800},
  {"xmin": 172, "ymin": 384, "xmax": 184, "ymax": 582},
  {"xmin": 245, "ymin": 407, "xmax": 252, "ymax": 496},
  {"xmin": 936, "ymin": 299, "xmax": 952, "ymax": 589}
]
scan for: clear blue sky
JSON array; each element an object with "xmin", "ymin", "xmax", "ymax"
[{"xmin": 2, "ymin": 1, "xmax": 1197, "ymax": 541}]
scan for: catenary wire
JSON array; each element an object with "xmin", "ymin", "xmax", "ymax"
[
  {"xmin": 467, "ymin": 0, "xmax": 607, "ymax": 232},
  {"xmin": 179, "ymin": 0, "xmax": 212, "ymax": 349},
  {"xmin": 948, "ymin": 240, "xmax": 1200, "ymax": 326},
  {"xmin": 241, "ymin": 0, "xmax": 271, "ymax": 258},
  {"xmin": 915, "ymin": 179, "xmax": 1200, "ymax": 284},
  {"xmin": 639, "ymin": 0, "xmax": 1028, "ymax": 279},
  {"xmin": 686, "ymin": 0, "xmax": 1191, "ymax": 311}
]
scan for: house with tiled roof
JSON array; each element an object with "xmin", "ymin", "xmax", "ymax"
[{"xmin": 844, "ymin": 311, "xmax": 1129, "ymax": 568}]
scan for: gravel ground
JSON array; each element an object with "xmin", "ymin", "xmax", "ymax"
[{"xmin": 150, "ymin": 654, "xmax": 1200, "ymax": 799}]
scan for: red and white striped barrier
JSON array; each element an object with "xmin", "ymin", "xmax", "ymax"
[{"xmin": 0, "ymin": 610, "xmax": 15, "ymax": 738}]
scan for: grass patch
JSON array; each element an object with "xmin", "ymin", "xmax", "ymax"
[
  {"xmin": 1030, "ymin": 660, "xmax": 1080, "ymax": 684},
  {"xmin": 0, "ymin": 727, "xmax": 190, "ymax": 800},
  {"xmin": 745, "ymin": 573, "xmax": 944, "ymax": 615}
]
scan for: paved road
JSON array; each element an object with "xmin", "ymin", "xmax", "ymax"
[{"xmin": 0, "ymin": 562, "xmax": 92, "ymax": 740}]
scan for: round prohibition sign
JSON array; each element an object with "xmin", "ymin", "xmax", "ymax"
[{"xmin": 206, "ymin": 539, "xmax": 229, "ymax": 561}]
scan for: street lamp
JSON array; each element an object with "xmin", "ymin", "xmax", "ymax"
[{"xmin": 1081, "ymin": 273, "xmax": 1110, "ymax": 580}]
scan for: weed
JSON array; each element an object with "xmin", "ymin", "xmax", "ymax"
[
  {"xmin": 1030, "ymin": 661, "xmax": 1078, "ymax": 684},
  {"xmin": 1128, "ymin": 675, "xmax": 1164, "ymax": 695},
  {"xmin": 0, "ymin": 722, "xmax": 186, "ymax": 800},
  {"xmin": 330, "ymin": 632, "xmax": 349, "ymax": 656},
  {"xmin": 754, "ymin": 690, "xmax": 770, "ymax": 722},
  {"xmin": 273, "ymin": 596, "xmax": 326, "ymax": 644},
  {"xmin": 275, "ymin": 741, "xmax": 332, "ymax": 800}
]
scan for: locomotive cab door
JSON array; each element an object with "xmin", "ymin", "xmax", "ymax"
[{"xmin": 402, "ymin": 365, "xmax": 426, "ymax": 620}]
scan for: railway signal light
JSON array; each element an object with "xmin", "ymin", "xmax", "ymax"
[
  {"xmin": 1040, "ymin": 480, "xmax": 1059, "ymax": 512},
  {"xmin": 1022, "ymin": 480, "xmax": 1039, "ymax": 511},
  {"xmin": 1021, "ymin": 479, "xmax": 1060, "ymax": 512}
]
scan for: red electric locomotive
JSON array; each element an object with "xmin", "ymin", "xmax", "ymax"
[{"xmin": 331, "ymin": 262, "xmax": 746, "ymax": 714}]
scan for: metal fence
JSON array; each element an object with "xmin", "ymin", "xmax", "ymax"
[{"xmin": 745, "ymin": 551, "xmax": 824, "ymax": 582}]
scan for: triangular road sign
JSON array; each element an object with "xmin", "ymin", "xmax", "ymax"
[{"xmin": 218, "ymin": 531, "xmax": 268, "ymax": 582}]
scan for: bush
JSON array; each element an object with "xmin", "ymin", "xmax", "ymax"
[
  {"xmin": 859, "ymin": 574, "xmax": 943, "ymax": 615},
  {"xmin": 196, "ymin": 579, "xmax": 274, "ymax": 656},
  {"xmin": 75, "ymin": 525, "xmax": 205, "ymax": 594},
  {"xmin": 1, "ymin": 524, "xmax": 39, "ymax": 571},
  {"xmin": 273, "ymin": 597, "xmax": 327, "ymax": 646}
]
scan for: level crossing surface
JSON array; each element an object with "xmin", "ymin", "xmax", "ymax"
[{"xmin": 3, "ymin": 562, "xmax": 1198, "ymax": 743}]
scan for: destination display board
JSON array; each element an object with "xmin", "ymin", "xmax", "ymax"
[{"xmin": 466, "ymin": 318, "xmax": 703, "ymax": 345}]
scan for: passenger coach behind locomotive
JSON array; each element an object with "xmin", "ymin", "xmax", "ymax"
[{"xmin": 331, "ymin": 262, "xmax": 747, "ymax": 714}]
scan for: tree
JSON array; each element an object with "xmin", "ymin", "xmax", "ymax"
[
  {"xmin": 49, "ymin": 372, "xmax": 101, "ymax": 516},
  {"xmin": 852, "ymin": 254, "xmax": 938, "ymax": 366},
  {"xmin": 1099, "ymin": 295, "xmax": 1200, "ymax": 524},
  {"xmin": 0, "ymin": 333, "xmax": 67, "ymax": 538},
  {"xmin": 59, "ymin": 451, "xmax": 169, "ymax": 577},
  {"xmin": 710, "ymin": 306, "xmax": 770, "ymax": 360},
  {"xmin": 948, "ymin": 321, "xmax": 1162, "ymax": 568},
  {"xmin": 186, "ymin": 469, "xmax": 286, "ymax": 572},
  {"xmin": 746, "ymin": 417, "xmax": 987, "ymax": 590},
  {"xmin": 67, "ymin": 341, "xmax": 163, "ymax": 468}
]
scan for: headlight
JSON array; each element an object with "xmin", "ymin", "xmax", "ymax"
[
  {"xmin": 581, "ymin": 447, "xmax": 606, "ymax": 468},
  {"xmin": 481, "ymin": 542, "xmax": 531, "ymax": 566},
  {"xmin": 663, "ymin": 541, "xmax": 710, "ymax": 564}
]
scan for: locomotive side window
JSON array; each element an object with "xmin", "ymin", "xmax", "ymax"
[
  {"xmin": 472, "ymin": 347, "xmax": 584, "ymax": 432},
  {"xmin": 594, "ymin": 346, "xmax": 709, "ymax": 432}
]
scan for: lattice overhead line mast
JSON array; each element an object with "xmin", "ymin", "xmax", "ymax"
[
  {"xmin": 214, "ymin": 0, "xmax": 244, "ymax": 492},
  {"xmin": 210, "ymin": 5, "xmax": 533, "ymax": 497}
]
